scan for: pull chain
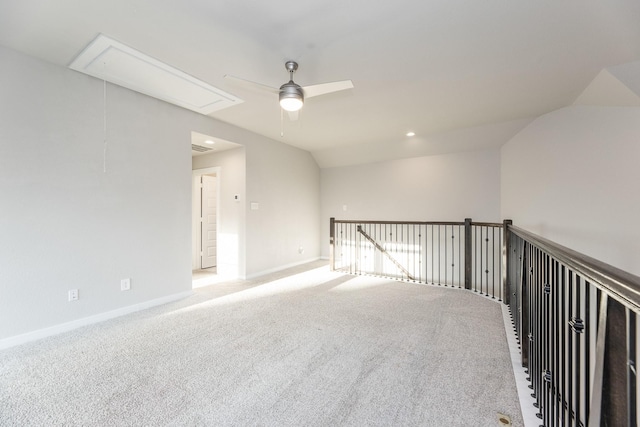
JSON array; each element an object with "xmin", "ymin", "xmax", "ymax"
[
  {"xmin": 280, "ymin": 107, "xmax": 284, "ymax": 137},
  {"xmin": 102, "ymin": 77, "xmax": 108, "ymax": 173}
]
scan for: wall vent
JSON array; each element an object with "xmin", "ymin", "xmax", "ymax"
[
  {"xmin": 191, "ymin": 144, "xmax": 213, "ymax": 153},
  {"xmin": 69, "ymin": 34, "xmax": 243, "ymax": 115}
]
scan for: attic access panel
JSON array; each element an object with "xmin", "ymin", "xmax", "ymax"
[{"xmin": 69, "ymin": 34, "xmax": 243, "ymax": 115}]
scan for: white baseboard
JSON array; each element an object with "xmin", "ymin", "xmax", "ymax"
[
  {"xmin": 244, "ymin": 257, "xmax": 322, "ymax": 280},
  {"xmin": 501, "ymin": 303, "xmax": 539, "ymax": 427},
  {"xmin": 0, "ymin": 290, "xmax": 194, "ymax": 350}
]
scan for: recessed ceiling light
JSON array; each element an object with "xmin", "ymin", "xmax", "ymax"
[
  {"xmin": 205, "ymin": 140, "xmax": 215, "ymax": 145},
  {"xmin": 406, "ymin": 131, "xmax": 416, "ymax": 137}
]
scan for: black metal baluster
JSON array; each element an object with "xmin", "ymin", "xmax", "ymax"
[
  {"xmin": 543, "ymin": 254, "xmax": 552, "ymax": 427},
  {"xmin": 422, "ymin": 224, "xmax": 426, "ymax": 284},
  {"xmin": 529, "ymin": 246, "xmax": 535, "ymax": 397},
  {"xmin": 424, "ymin": 224, "xmax": 427, "ymax": 284},
  {"xmin": 349, "ymin": 225, "xmax": 358, "ymax": 274},
  {"xmin": 584, "ymin": 280, "xmax": 591, "ymax": 423},
  {"xmin": 430, "ymin": 224, "xmax": 434, "ymax": 284},
  {"xmin": 499, "ymin": 227, "xmax": 503, "ymax": 301},
  {"xmin": 628, "ymin": 309, "xmax": 637, "ymax": 427},
  {"xmin": 567, "ymin": 271, "xmax": 575, "ymax": 426},
  {"xmin": 399, "ymin": 223, "xmax": 402, "ymax": 279},
  {"xmin": 346, "ymin": 223, "xmax": 351, "ymax": 274},
  {"xmin": 552, "ymin": 259, "xmax": 560, "ymax": 427},
  {"xmin": 537, "ymin": 248, "xmax": 544, "ymax": 420},
  {"xmin": 357, "ymin": 223, "xmax": 362, "ymax": 275},
  {"xmin": 575, "ymin": 275, "xmax": 582, "ymax": 426},
  {"xmin": 539, "ymin": 249, "xmax": 546, "ymax": 422},
  {"xmin": 410, "ymin": 224, "xmax": 414, "ymax": 281},
  {"xmin": 492, "ymin": 226, "xmax": 496, "ymax": 299},
  {"xmin": 451, "ymin": 227, "xmax": 455, "ymax": 287},
  {"xmin": 485, "ymin": 227, "xmax": 490, "ymax": 296},
  {"xmin": 559, "ymin": 264, "xmax": 566, "ymax": 427},
  {"xmin": 552, "ymin": 258, "xmax": 558, "ymax": 427},
  {"xmin": 532, "ymin": 247, "xmax": 542, "ymax": 419},
  {"xmin": 437, "ymin": 225, "xmax": 441, "ymax": 286},
  {"xmin": 530, "ymin": 245, "xmax": 536, "ymax": 407},
  {"xmin": 394, "ymin": 223, "xmax": 398, "ymax": 278},
  {"xmin": 444, "ymin": 225, "xmax": 448, "ymax": 286},
  {"xmin": 480, "ymin": 226, "xmax": 484, "ymax": 294},
  {"xmin": 376, "ymin": 223, "xmax": 380, "ymax": 274},
  {"xmin": 362, "ymin": 223, "xmax": 367, "ymax": 273},
  {"xmin": 391, "ymin": 224, "xmax": 395, "ymax": 278},
  {"xmin": 474, "ymin": 226, "xmax": 478, "ymax": 292},
  {"xmin": 458, "ymin": 225, "xmax": 462, "ymax": 288},
  {"xmin": 418, "ymin": 224, "xmax": 422, "ymax": 283},
  {"xmin": 542, "ymin": 253, "xmax": 549, "ymax": 426},
  {"xmin": 337, "ymin": 223, "xmax": 342, "ymax": 271},
  {"xmin": 345, "ymin": 222, "xmax": 349, "ymax": 272},
  {"xmin": 413, "ymin": 224, "xmax": 417, "ymax": 282},
  {"xmin": 478, "ymin": 225, "xmax": 481, "ymax": 293}
]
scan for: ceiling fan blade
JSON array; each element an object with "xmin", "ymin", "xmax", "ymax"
[
  {"xmin": 224, "ymin": 75, "xmax": 279, "ymax": 94},
  {"xmin": 302, "ymin": 80, "xmax": 354, "ymax": 99},
  {"xmin": 287, "ymin": 110, "xmax": 299, "ymax": 121}
]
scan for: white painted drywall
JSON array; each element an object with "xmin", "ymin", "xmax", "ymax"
[
  {"xmin": 501, "ymin": 105, "xmax": 640, "ymax": 276},
  {"xmin": 0, "ymin": 44, "xmax": 322, "ymax": 342},
  {"xmin": 320, "ymin": 149, "xmax": 501, "ymax": 258},
  {"xmin": 243, "ymin": 138, "xmax": 321, "ymax": 278},
  {"xmin": 192, "ymin": 149, "xmax": 246, "ymax": 279},
  {"xmin": 0, "ymin": 45, "xmax": 194, "ymax": 340}
]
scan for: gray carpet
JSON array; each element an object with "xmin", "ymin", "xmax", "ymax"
[{"xmin": 0, "ymin": 261, "xmax": 523, "ymax": 426}]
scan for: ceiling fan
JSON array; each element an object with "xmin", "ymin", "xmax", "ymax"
[{"xmin": 225, "ymin": 61, "xmax": 353, "ymax": 120}]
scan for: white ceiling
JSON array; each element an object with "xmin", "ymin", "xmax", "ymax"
[{"xmin": 1, "ymin": 0, "xmax": 639, "ymax": 167}]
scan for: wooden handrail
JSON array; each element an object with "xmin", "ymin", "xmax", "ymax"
[{"xmin": 509, "ymin": 224, "xmax": 640, "ymax": 313}]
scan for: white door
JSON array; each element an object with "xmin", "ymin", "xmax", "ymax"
[{"xmin": 201, "ymin": 175, "xmax": 217, "ymax": 269}]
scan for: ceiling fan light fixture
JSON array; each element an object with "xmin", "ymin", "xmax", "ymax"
[
  {"xmin": 279, "ymin": 82, "xmax": 304, "ymax": 112},
  {"xmin": 280, "ymin": 97, "xmax": 303, "ymax": 112}
]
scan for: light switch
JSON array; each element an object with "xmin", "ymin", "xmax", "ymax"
[{"xmin": 250, "ymin": 202, "xmax": 259, "ymax": 210}]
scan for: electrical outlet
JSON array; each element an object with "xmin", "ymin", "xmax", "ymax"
[
  {"xmin": 120, "ymin": 278, "xmax": 131, "ymax": 291},
  {"xmin": 68, "ymin": 289, "xmax": 78, "ymax": 302}
]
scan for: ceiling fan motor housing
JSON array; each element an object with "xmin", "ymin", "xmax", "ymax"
[
  {"xmin": 279, "ymin": 82, "xmax": 304, "ymax": 101},
  {"xmin": 279, "ymin": 81, "xmax": 304, "ymax": 111}
]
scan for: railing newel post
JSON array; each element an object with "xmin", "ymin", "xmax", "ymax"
[
  {"xmin": 329, "ymin": 217, "xmax": 335, "ymax": 271},
  {"xmin": 601, "ymin": 298, "xmax": 628, "ymax": 425},
  {"xmin": 464, "ymin": 218, "xmax": 472, "ymax": 290}
]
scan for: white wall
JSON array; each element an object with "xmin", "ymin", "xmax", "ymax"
[
  {"xmin": 501, "ymin": 105, "xmax": 640, "ymax": 276},
  {"xmin": 244, "ymin": 138, "xmax": 321, "ymax": 277},
  {"xmin": 320, "ymin": 149, "xmax": 502, "ymax": 258},
  {"xmin": 192, "ymin": 148, "xmax": 246, "ymax": 278},
  {"xmin": 0, "ymin": 45, "xmax": 196, "ymax": 340},
  {"xmin": 0, "ymin": 44, "xmax": 322, "ymax": 343}
]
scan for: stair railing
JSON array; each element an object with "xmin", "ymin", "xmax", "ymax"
[
  {"xmin": 329, "ymin": 218, "xmax": 640, "ymax": 425},
  {"xmin": 329, "ymin": 218, "xmax": 504, "ymax": 299},
  {"xmin": 507, "ymin": 225, "xmax": 640, "ymax": 426}
]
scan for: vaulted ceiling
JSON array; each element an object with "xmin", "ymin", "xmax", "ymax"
[{"xmin": 1, "ymin": 0, "xmax": 639, "ymax": 167}]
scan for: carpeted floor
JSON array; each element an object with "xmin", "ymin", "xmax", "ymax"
[{"xmin": 0, "ymin": 261, "xmax": 523, "ymax": 426}]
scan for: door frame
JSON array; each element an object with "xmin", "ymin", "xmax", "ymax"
[{"xmin": 192, "ymin": 166, "xmax": 221, "ymax": 270}]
